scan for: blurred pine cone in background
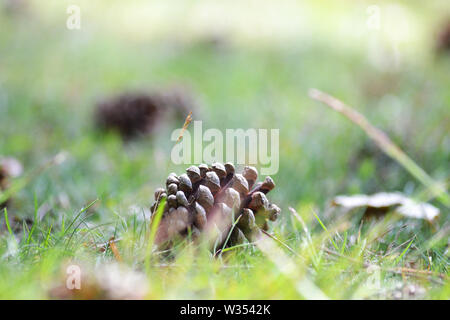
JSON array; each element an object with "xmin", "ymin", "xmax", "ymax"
[
  {"xmin": 151, "ymin": 163, "xmax": 281, "ymax": 250},
  {"xmin": 0, "ymin": 157, "xmax": 23, "ymax": 210},
  {"xmin": 2, "ymin": 0, "xmax": 29, "ymax": 16},
  {"xmin": 437, "ymin": 20, "xmax": 450, "ymax": 53},
  {"xmin": 94, "ymin": 86, "xmax": 197, "ymax": 140}
]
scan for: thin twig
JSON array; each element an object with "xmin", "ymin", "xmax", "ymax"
[
  {"xmin": 387, "ymin": 267, "xmax": 447, "ymax": 281},
  {"xmin": 176, "ymin": 111, "xmax": 193, "ymax": 143},
  {"xmin": 108, "ymin": 236, "xmax": 122, "ymax": 262},
  {"xmin": 96, "ymin": 237, "xmax": 122, "ymax": 251}
]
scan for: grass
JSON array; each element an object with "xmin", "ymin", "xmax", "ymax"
[{"xmin": 0, "ymin": 1, "xmax": 448, "ymax": 299}]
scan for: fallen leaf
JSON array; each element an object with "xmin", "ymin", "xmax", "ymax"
[{"xmin": 108, "ymin": 237, "xmax": 122, "ymax": 262}]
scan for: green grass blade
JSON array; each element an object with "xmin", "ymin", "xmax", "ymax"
[
  {"xmin": 26, "ymin": 195, "xmax": 39, "ymax": 245},
  {"xmin": 312, "ymin": 210, "xmax": 339, "ymax": 251},
  {"xmin": 44, "ymin": 224, "xmax": 53, "ymax": 248},
  {"xmin": 340, "ymin": 231, "xmax": 348, "ymax": 255},
  {"xmin": 145, "ymin": 197, "xmax": 166, "ymax": 273},
  {"xmin": 218, "ymin": 215, "xmax": 242, "ymax": 258},
  {"xmin": 396, "ymin": 237, "xmax": 415, "ymax": 265},
  {"xmin": 3, "ymin": 208, "xmax": 13, "ymax": 237}
]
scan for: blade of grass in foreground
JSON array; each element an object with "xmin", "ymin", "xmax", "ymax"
[
  {"xmin": 395, "ymin": 237, "xmax": 415, "ymax": 265},
  {"xmin": 62, "ymin": 199, "xmax": 99, "ymax": 250},
  {"xmin": 309, "ymin": 88, "xmax": 449, "ymax": 207},
  {"xmin": 218, "ymin": 215, "xmax": 241, "ymax": 258},
  {"xmin": 255, "ymin": 230, "xmax": 329, "ymax": 299},
  {"xmin": 26, "ymin": 195, "xmax": 39, "ymax": 247},
  {"xmin": 145, "ymin": 197, "xmax": 166, "ymax": 273},
  {"xmin": 312, "ymin": 210, "xmax": 339, "ymax": 251},
  {"xmin": 3, "ymin": 208, "xmax": 13, "ymax": 237}
]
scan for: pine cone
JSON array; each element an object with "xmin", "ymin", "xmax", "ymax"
[
  {"xmin": 94, "ymin": 87, "xmax": 196, "ymax": 139},
  {"xmin": 2, "ymin": 0, "xmax": 28, "ymax": 16},
  {"xmin": 437, "ymin": 20, "xmax": 450, "ymax": 53},
  {"xmin": 151, "ymin": 163, "xmax": 281, "ymax": 249}
]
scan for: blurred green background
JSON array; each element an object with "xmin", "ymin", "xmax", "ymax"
[
  {"xmin": 1, "ymin": 0, "xmax": 448, "ymax": 216},
  {"xmin": 0, "ymin": 0, "xmax": 449, "ymax": 300}
]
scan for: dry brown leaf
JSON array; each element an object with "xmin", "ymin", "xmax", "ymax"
[{"xmin": 108, "ymin": 237, "xmax": 122, "ymax": 261}]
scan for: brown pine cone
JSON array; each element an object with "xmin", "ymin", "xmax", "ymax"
[
  {"xmin": 150, "ymin": 163, "xmax": 281, "ymax": 249},
  {"xmin": 2, "ymin": 0, "xmax": 28, "ymax": 16},
  {"xmin": 437, "ymin": 20, "xmax": 450, "ymax": 53},
  {"xmin": 94, "ymin": 87, "xmax": 196, "ymax": 139}
]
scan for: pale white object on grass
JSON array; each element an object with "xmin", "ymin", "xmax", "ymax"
[
  {"xmin": 396, "ymin": 199, "xmax": 440, "ymax": 221},
  {"xmin": 332, "ymin": 192, "xmax": 439, "ymax": 221},
  {"xmin": 0, "ymin": 157, "xmax": 23, "ymax": 177},
  {"xmin": 95, "ymin": 263, "xmax": 149, "ymax": 300},
  {"xmin": 333, "ymin": 192, "xmax": 405, "ymax": 209}
]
